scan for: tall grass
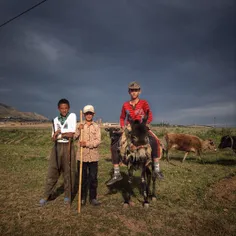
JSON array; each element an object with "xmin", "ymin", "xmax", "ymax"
[{"xmin": 0, "ymin": 127, "xmax": 236, "ymax": 236}]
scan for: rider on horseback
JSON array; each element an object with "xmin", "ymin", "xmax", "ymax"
[{"xmin": 106, "ymin": 81, "xmax": 164, "ymax": 186}]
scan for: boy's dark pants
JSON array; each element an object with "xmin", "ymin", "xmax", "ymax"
[
  {"xmin": 77, "ymin": 161, "xmax": 98, "ymax": 201},
  {"xmin": 44, "ymin": 143, "xmax": 76, "ymax": 199}
]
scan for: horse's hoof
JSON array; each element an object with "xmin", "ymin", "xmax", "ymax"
[
  {"xmin": 123, "ymin": 203, "xmax": 129, "ymax": 208},
  {"xmin": 143, "ymin": 203, "xmax": 149, "ymax": 208},
  {"xmin": 151, "ymin": 196, "xmax": 157, "ymax": 202}
]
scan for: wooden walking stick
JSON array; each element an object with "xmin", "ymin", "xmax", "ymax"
[
  {"xmin": 78, "ymin": 110, "xmax": 83, "ymax": 213},
  {"xmin": 68, "ymin": 137, "xmax": 72, "ymax": 208},
  {"xmin": 52, "ymin": 119, "xmax": 59, "ymax": 169}
]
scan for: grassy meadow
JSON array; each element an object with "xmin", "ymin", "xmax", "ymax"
[{"xmin": 0, "ymin": 125, "xmax": 236, "ymax": 236}]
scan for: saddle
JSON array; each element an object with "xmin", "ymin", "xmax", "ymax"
[{"xmin": 118, "ymin": 127, "xmax": 152, "ymax": 168}]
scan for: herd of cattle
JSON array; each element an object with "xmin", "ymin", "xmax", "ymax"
[{"xmin": 161, "ymin": 134, "xmax": 236, "ymax": 162}]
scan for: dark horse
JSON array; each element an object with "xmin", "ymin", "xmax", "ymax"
[{"xmin": 105, "ymin": 114, "xmax": 157, "ymax": 208}]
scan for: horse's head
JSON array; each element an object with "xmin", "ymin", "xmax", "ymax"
[
  {"xmin": 129, "ymin": 111, "xmax": 149, "ymax": 147},
  {"xmin": 126, "ymin": 111, "xmax": 151, "ymax": 163}
]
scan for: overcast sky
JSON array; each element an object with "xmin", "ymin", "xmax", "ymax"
[{"xmin": 0, "ymin": 0, "xmax": 235, "ymax": 126}]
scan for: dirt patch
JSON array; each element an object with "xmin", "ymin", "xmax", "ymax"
[
  {"xmin": 116, "ymin": 214, "xmax": 149, "ymax": 235},
  {"xmin": 209, "ymin": 176, "xmax": 236, "ymax": 204},
  {"xmin": 105, "ymin": 212, "xmax": 157, "ymax": 235}
]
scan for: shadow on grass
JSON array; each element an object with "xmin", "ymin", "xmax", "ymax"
[
  {"xmin": 163, "ymin": 156, "xmax": 182, "ymax": 162},
  {"xmin": 104, "ymin": 170, "xmax": 144, "ymax": 203},
  {"xmin": 202, "ymin": 158, "xmax": 236, "ymax": 166},
  {"xmin": 24, "ymin": 156, "xmax": 48, "ymax": 161},
  {"xmin": 71, "ymin": 170, "xmax": 142, "ymax": 203},
  {"xmin": 71, "ymin": 168, "xmax": 158, "ymax": 204},
  {"xmin": 104, "ymin": 157, "xmax": 112, "ymax": 162},
  {"xmin": 47, "ymin": 176, "xmax": 78, "ymax": 203},
  {"xmin": 72, "ymin": 173, "xmax": 80, "ymax": 203},
  {"xmin": 164, "ymin": 155, "xmax": 200, "ymax": 163},
  {"xmin": 167, "ymin": 155, "xmax": 236, "ymax": 166},
  {"xmin": 48, "ymin": 184, "xmax": 64, "ymax": 201}
]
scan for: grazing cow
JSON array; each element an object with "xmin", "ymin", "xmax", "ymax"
[
  {"xmin": 105, "ymin": 114, "xmax": 157, "ymax": 208},
  {"xmin": 164, "ymin": 133, "xmax": 217, "ymax": 162},
  {"xmin": 218, "ymin": 135, "xmax": 236, "ymax": 153}
]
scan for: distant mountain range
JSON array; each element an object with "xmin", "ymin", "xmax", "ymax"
[{"xmin": 0, "ymin": 103, "xmax": 49, "ymax": 121}]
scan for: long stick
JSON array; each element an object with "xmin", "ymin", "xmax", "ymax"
[
  {"xmin": 52, "ymin": 119, "xmax": 58, "ymax": 169},
  {"xmin": 68, "ymin": 137, "xmax": 71, "ymax": 208},
  {"xmin": 78, "ymin": 110, "xmax": 83, "ymax": 213}
]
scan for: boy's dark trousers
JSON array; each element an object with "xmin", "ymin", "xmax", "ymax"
[
  {"xmin": 77, "ymin": 161, "xmax": 98, "ymax": 201},
  {"xmin": 44, "ymin": 143, "xmax": 76, "ymax": 199}
]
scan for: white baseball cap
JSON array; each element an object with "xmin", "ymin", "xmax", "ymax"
[{"xmin": 83, "ymin": 105, "xmax": 95, "ymax": 114}]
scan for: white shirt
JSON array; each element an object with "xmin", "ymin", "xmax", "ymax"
[{"xmin": 52, "ymin": 113, "xmax": 77, "ymax": 143}]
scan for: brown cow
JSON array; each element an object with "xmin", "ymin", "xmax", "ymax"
[{"xmin": 164, "ymin": 133, "xmax": 216, "ymax": 162}]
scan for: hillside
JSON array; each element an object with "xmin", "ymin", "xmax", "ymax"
[{"xmin": 0, "ymin": 103, "xmax": 48, "ymax": 121}]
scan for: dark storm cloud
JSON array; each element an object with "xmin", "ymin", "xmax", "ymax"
[{"xmin": 0, "ymin": 0, "xmax": 235, "ymax": 126}]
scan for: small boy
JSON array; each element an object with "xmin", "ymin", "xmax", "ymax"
[
  {"xmin": 75, "ymin": 105, "xmax": 101, "ymax": 206},
  {"xmin": 39, "ymin": 98, "xmax": 77, "ymax": 206}
]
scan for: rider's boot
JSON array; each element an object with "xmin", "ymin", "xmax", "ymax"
[
  {"xmin": 153, "ymin": 162, "xmax": 164, "ymax": 180},
  {"xmin": 106, "ymin": 167, "xmax": 123, "ymax": 186}
]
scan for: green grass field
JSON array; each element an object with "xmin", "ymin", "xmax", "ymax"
[{"xmin": 0, "ymin": 126, "xmax": 236, "ymax": 236}]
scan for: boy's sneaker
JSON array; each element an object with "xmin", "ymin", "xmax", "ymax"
[
  {"xmin": 64, "ymin": 197, "xmax": 70, "ymax": 204},
  {"xmin": 90, "ymin": 199, "xmax": 101, "ymax": 206},
  {"xmin": 106, "ymin": 173, "xmax": 123, "ymax": 186},
  {"xmin": 39, "ymin": 198, "xmax": 47, "ymax": 206}
]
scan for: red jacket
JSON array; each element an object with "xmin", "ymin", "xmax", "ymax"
[{"xmin": 120, "ymin": 99, "xmax": 153, "ymax": 127}]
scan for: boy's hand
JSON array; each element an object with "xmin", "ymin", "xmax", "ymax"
[
  {"xmin": 78, "ymin": 124, "xmax": 84, "ymax": 130},
  {"xmin": 52, "ymin": 130, "xmax": 61, "ymax": 141},
  {"xmin": 80, "ymin": 141, "xmax": 86, "ymax": 147}
]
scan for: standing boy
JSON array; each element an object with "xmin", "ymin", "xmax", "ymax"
[
  {"xmin": 75, "ymin": 105, "xmax": 101, "ymax": 206},
  {"xmin": 106, "ymin": 81, "xmax": 164, "ymax": 186},
  {"xmin": 39, "ymin": 98, "xmax": 77, "ymax": 206}
]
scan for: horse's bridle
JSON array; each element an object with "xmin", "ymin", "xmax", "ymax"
[{"xmin": 130, "ymin": 143, "xmax": 150, "ymax": 151}]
